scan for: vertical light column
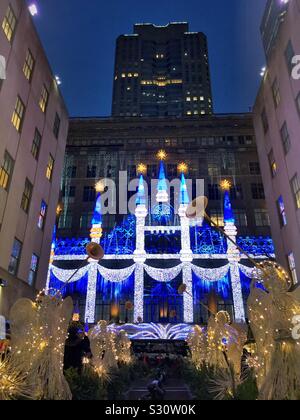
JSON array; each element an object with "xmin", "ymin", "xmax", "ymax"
[
  {"xmin": 84, "ymin": 263, "xmax": 97, "ymax": 323},
  {"xmin": 182, "ymin": 263, "xmax": 193, "ymax": 323},
  {"xmin": 229, "ymin": 261, "xmax": 245, "ymax": 323},
  {"xmin": 134, "ymin": 263, "xmax": 144, "ymax": 322}
]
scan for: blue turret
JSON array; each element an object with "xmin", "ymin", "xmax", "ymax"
[
  {"xmin": 224, "ymin": 190, "xmax": 235, "ymax": 224},
  {"xmin": 90, "ymin": 192, "xmax": 103, "ymax": 242},
  {"xmin": 180, "ymin": 173, "xmax": 190, "ymax": 205},
  {"xmin": 136, "ymin": 175, "xmax": 146, "ymax": 206}
]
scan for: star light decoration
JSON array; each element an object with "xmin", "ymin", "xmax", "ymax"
[
  {"xmin": 95, "ymin": 180, "xmax": 105, "ymax": 193},
  {"xmin": 177, "ymin": 162, "xmax": 188, "ymax": 174},
  {"xmin": 220, "ymin": 179, "xmax": 232, "ymax": 192},
  {"xmin": 137, "ymin": 163, "xmax": 147, "ymax": 175},
  {"xmin": 157, "ymin": 149, "xmax": 167, "ymax": 161}
]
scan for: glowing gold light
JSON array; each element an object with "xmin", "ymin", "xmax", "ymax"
[
  {"xmin": 137, "ymin": 163, "xmax": 147, "ymax": 175},
  {"xmin": 56, "ymin": 203, "xmax": 63, "ymax": 216},
  {"xmin": 95, "ymin": 180, "xmax": 105, "ymax": 193},
  {"xmin": 177, "ymin": 162, "xmax": 188, "ymax": 174},
  {"xmin": 220, "ymin": 179, "xmax": 232, "ymax": 191},
  {"xmin": 157, "ymin": 149, "xmax": 167, "ymax": 161}
]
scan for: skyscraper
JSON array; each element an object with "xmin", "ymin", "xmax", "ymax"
[
  {"xmin": 253, "ymin": 0, "xmax": 300, "ymax": 286},
  {"xmin": 0, "ymin": 0, "xmax": 69, "ymax": 317},
  {"xmin": 112, "ymin": 22, "xmax": 213, "ymax": 117}
]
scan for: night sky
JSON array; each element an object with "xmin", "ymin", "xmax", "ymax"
[{"xmin": 30, "ymin": 0, "xmax": 267, "ymax": 117}]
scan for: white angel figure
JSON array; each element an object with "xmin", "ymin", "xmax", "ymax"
[{"xmin": 9, "ymin": 292, "xmax": 73, "ymax": 400}]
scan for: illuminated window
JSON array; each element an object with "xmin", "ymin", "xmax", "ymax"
[
  {"xmin": 210, "ymin": 210, "xmax": 224, "ymax": 227},
  {"xmin": 272, "ymin": 78, "xmax": 280, "ymax": 107},
  {"xmin": 8, "ymin": 238, "xmax": 22, "ymax": 276},
  {"xmin": 23, "ymin": 50, "xmax": 35, "ymax": 82},
  {"xmin": 186, "ymin": 97, "xmax": 191, "ymax": 102},
  {"xmin": 53, "ymin": 113, "xmax": 60, "ymax": 139},
  {"xmin": 277, "ymin": 196, "xmax": 287, "ymax": 227},
  {"xmin": 288, "ymin": 253, "xmax": 298, "ymax": 285},
  {"xmin": 201, "ymin": 111, "xmax": 205, "ymax": 115},
  {"xmin": 21, "ymin": 178, "xmax": 33, "ymax": 213},
  {"xmin": 254, "ymin": 209, "xmax": 270, "ymax": 227},
  {"xmin": 193, "ymin": 97, "xmax": 198, "ymax": 101},
  {"xmin": 11, "ymin": 96, "xmax": 25, "ymax": 132},
  {"xmin": 268, "ymin": 150, "xmax": 277, "ymax": 177},
  {"xmin": 46, "ymin": 155, "xmax": 54, "ymax": 181},
  {"xmin": 200, "ymin": 96, "xmax": 205, "ymax": 101},
  {"xmin": 31, "ymin": 129, "xmax": 41, "ymax": 160},
  {"xmin": 291, "ymin": 174, "xmax": 300, "ymax": 209},
  {"xmin": 186, "ymin": 111, "xmax": 192, "ymax": 115},
  {"xmin": 28, "ymin": 254, "xmax": 39, "ymax": 286},
  {"xmin": 2, "ymin": 5, "xmax": 17, "ymax": 42},
  {"xmin": 38, "ymin": 200, "xmax": 47, "ymax": 230},
  {"xmin": 39, "ymin": 85, "xmax": 49, "ymax": 113},
  {"xmin": 0, "ymin": 151, "xmax": 14, "ymax": 191}
]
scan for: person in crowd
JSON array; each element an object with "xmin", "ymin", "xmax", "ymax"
[{"xmin": 63, "ymin": 325, "xmax": 91, "ymax": 372}]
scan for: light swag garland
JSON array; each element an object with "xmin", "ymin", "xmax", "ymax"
[
  {"xmin": 9, "ymin": 292, "xmax": 73, "ymax": 400},
  {"xmin": 248, "ymin": 261, "xmax": 300, "ymax": 400}
]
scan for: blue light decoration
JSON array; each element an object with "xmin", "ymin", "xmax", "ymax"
[
  {"xmin": 136, "ymin": 175, "xmax": 146, "ymax": 206},
  {"xmin": 190, "ymin": 222, "xmax": 227, "ymax": 254},
  {"xmin": 192, "ymin": 271, "xmax": 232, "ymax": 301},
  {"xmin": 157, "ymin": 160, "xmax": 168, "ymax": 194},
  {"xmin": 91, "ymin": 192, "xmax": 102, "ymax": 226},
  {"xmin": 180, "ymin": 173, "xmax": 189, "ymax": 205},
  {"xmin": 101, "ymin": 215, "xmax": 136, "ymax": 255},
  {"xmin": 237, "ymin": 236, "xmax": 275, "ymax": 256},
  {"xmin": 224, "ymin": 190, "xmax": 235, "ymax": 224}
]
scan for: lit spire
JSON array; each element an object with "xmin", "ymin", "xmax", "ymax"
[
  {"xmin": 180, "ymin": 173, "xmax": 190, "ymax": 205},
  {"xmin": 90, "ymin": 192, "xmax": 103, "ymax": 243},
  {"xmin": 156, "ymin": 160, "xmax": 169, "ymax": 203},
  {"xmin": 224, "ymin": 190, "xmax": 235, "ymax": 224},
  {"xmin": 136, "ymin": 175, "xmax": 146, "ymax": 206}
]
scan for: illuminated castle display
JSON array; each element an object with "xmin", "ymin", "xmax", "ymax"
[{"xmin": 47, "ymin": 158, "xmax": 275, "ymax": 329}]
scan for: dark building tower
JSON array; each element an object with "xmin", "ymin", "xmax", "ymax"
[{"xmin": 112, "ymin": 22, "xmax": 213, "ymax": 117}]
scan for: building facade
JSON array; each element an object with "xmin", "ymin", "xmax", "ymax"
[
  {"xmin": 112, "ymin": 23, "xmax": 213, "ymax": 117},
  {"xmin": 0, "ymin": 0, "xmax": 69, "ymax": 317},
  {"xmin": 253, "ymin": 0, "xmax": 300, "ymax": 285},
  {"xmin": 59, "ymin": 114, "xmax": 271, "ymax": 240}
]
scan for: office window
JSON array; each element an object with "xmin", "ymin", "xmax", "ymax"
[
  {"xmin": 210, "ymin": 210, "xmax": 224, "ymax": 227},
  {"xmin": 2, "ymin": 5, "xmax": 17, "ymax": 42},
  {"xmin": 251, "ymin": 183, "xmax": 265, "ymax": 200},
  {"xmin": 39, "ymin": 85, "xmax": 49, "ymax": 113},
  {"xmin": 28, "ymin": 254, "xmax": 39, "ymax": 286},
  {"xmin": 8, "ymin": 238, "xmax": 22, "ymax": 275},
  {"xmin": 58, "ymin": 213, "xmax": 72, "ymax": 229},
  {"xmin": 230, "ymin": 185, "xmax": 243, "ymax": 200},
  {"xmin": 0, "ymin": 151, "xmax": 14, "ymax": 191},
  {"xmin": 83, "ymin": 186, "xmax": 96, "ymax": 202},
  {"xmin": 37, "ymin": 200, "xmax": 47, "ymax": 230},
  {"xmin": 234, "ymin": 210, "xmax": 248, "ymax": 227},
  {"xmin": 268, "ymin": 149, "xmax": 277, "ymax": 177},
  {"xmin": 80, "ymin": 212, "xmax": 94, "ymax": 229},
  {"xmin": 285, "ymin": 40, "xmax": 295, "ymax": 75},
  {"xmin": 280, "ymin": 122, "xmax": 291, "ymax": 155},
  {"xmin": 87, "ymin": 165, "xmax": 97, "ymax": 178},
  {"xmin": 11, "ymin": 96, "xmax": 25, "ymax": 132},
  {"xmin": 66, "ymin": 166, "xmax": 77, "ymax": 178},
  {"xmin": 53, "ymin": 113, "xmax": 61, "ymax": 139},
  {"xmin": 249, "ymin": 162, "xmax": 261, "ymax": 175},
  {"xmin": 272, "ymin": 78, "xmax": 280, "ymax": 107},
  {"xmin": 291, "ymin": 174, "xmax": 300, "ymax": 209},
  {"xmin": 62, "ymin": 185, "xmax": 76, "ymax": 198},
  {"xmin": 288, "ymin": 253, "xmax": 298, "ymax": 285},
  {"xmin": 254, "ymin": 209, "xmax": 270, "ymax": 227},
  {"xmin": 277, "ymin": 196, "xmax": 287, "ymax": 227},
  {"xmin": 46, "ymin": 155, "xmax": 54, "ymax": 181},
  {"xmin": 31, "ymin": 129, "xmax": 41, "ymax": 160},
  {"xmin": 23, "ymin": 50, "xmax": 35, "ymax": 82},
  {"xmin": 261, "ymin": 108, "xmax": 269, "ymax": 133},
  {"xmin": 21, "ymin": 179, "xmax": 33, "ymax": 213},
  {"xmin": 208, "ymin": 184, "xmax": 221, "ymax": 201}
]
